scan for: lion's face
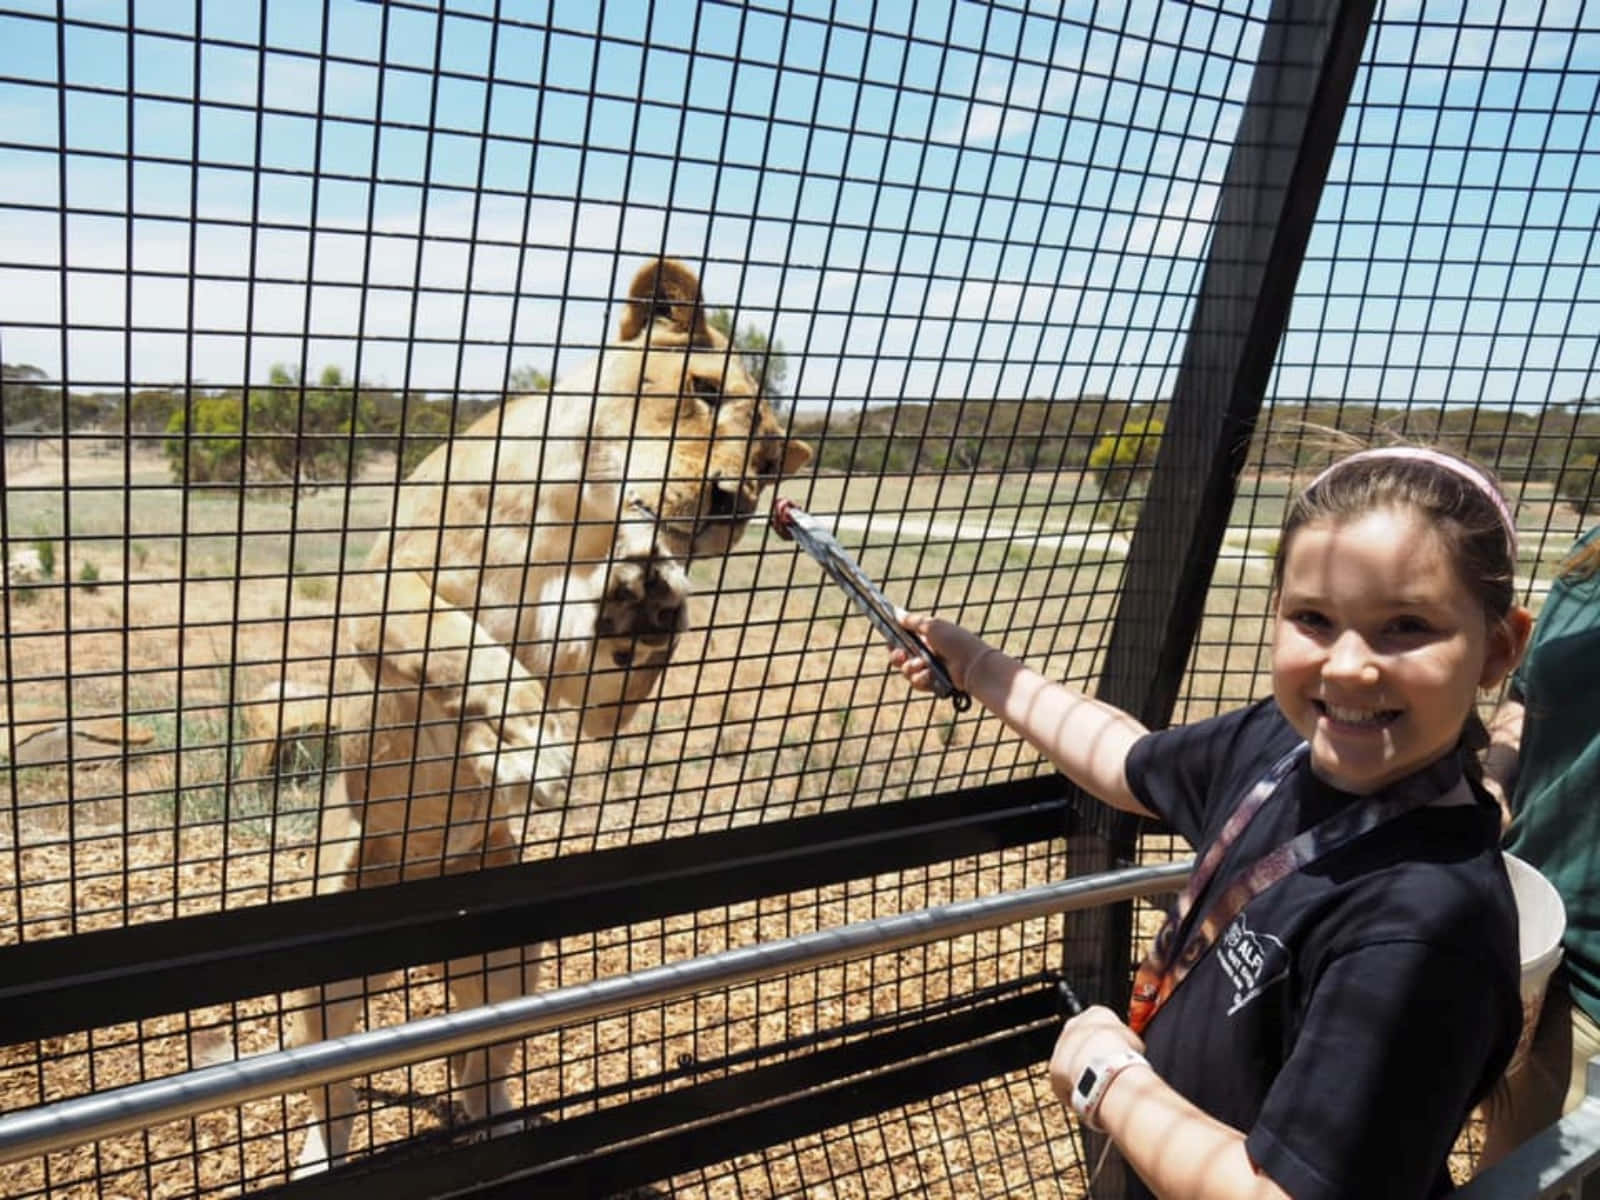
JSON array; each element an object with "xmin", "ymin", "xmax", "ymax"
[{"xmin": 600, "ymin": 258, "xmax": 812, "ymax": 559}]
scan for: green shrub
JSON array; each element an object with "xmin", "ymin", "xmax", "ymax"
[
  {"xmin": 164, "ymin": 364, "xmax": 371, "ymax": 487},
  {"xmin": 1088, "ymin": 415, "xmax": 1164, "ymax": 500}
]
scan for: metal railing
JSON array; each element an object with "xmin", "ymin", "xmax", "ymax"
[
  {"xmin": 0, "ymin": 859, "xmax": 1192, "ymax": 1167},
  {"xmin": 1459, "ymin": 1057, "xmax": 1600, "ymax": 1200},
  {"xmin": 12, "ymin": 850, "xmax": 1592, "ymax": 1200}
]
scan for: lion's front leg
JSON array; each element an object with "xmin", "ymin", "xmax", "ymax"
[{"xmin": 349, "ymin": 570, "xmax": 573, "ymax": 807}]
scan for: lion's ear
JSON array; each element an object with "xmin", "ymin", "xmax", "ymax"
[
  {"xmin": 620, "ymin": 257, "xmax": 708, "ymax": 343},
  {"xmin": 780, "ymin": 440, "xmax": 813, "ymax": 477}
]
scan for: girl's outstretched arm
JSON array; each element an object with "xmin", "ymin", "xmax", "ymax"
[{"xmin": 891, "ymin": 611, "xmax": 1153, "ymax": 818}]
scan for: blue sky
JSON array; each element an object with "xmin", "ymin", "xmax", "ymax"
[{"xmin": 0, "ymin": 0, "xmax": 1596, "ymax": 413}]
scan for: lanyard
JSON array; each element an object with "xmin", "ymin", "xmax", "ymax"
[{"xmin": 1128, "ymin": 743, "xmax": 1469, "ymax": 1036}]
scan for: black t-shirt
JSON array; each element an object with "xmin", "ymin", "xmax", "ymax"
[{"xmin": 1123, "ymin": 699, "xmax": 1520, "ymax": 1200}]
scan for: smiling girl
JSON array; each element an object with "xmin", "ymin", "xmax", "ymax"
[{"xmin": 892, "ymin": 446, "xmax": 1531, "ymax": 1199}]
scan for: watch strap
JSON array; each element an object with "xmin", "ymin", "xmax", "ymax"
[{"xmin": 1070, "ymin": 1048, "xmax": 1149, "ymax": 1132}]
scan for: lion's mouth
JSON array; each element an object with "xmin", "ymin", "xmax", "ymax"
[
  {"xmin": 630, "ymin": 496, "xmax": 748, "ymax": 552},
  {"xmin": 629, "ymin": 497, "xmax": 683, "ymax": 538}
]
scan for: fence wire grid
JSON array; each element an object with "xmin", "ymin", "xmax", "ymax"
[{"xmin": 1, "ymin": 0, "xmax": 1598, "ymax": 1197}]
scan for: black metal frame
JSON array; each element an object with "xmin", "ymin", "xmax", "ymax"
[
  {"xmin": 269, "ymin": 988, "xmax": 1063, "ymax": 1200},
  {"xmin": 1055, "ymin": 4, "xmax": 1378, "ymax": 1189},
  {"xmin": 0, "ymin": 778, "xmax": 1071, "ymax": 1042},
  {"xmin": 0, "ymin": 3, "xmax": 1376, "ymax": 1193},
  {"xmin": 6, "ymin": 0, "xmax": 1595, "ymax": 1194}
]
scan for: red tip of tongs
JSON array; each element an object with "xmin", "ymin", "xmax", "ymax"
[{"xmin": 771, "ymin": 495, "xmax": 798, "ymax": 540}]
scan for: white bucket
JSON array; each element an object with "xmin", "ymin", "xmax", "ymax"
[{"xmin": 1504, "ymin": 853, "xmax": 1567, "ymax": 1075}]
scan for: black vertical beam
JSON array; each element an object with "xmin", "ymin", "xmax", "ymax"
[
  {"xmin": 1062, "ymin": 0, "xmax": 1377, "ymax": 1191},
  {"xmin": 1105, "ymin": 0, "xmax": 1377, "ymax": 727}
]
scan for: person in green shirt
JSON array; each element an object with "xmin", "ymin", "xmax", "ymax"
[{"xmin": 1480, "ymin": 525, "xmax": 1600, "ymax": 1168}]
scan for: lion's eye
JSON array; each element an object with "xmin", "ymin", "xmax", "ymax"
[{"xmin": 688, "ymin": 375, "xmax": 722, "ymax": 402}]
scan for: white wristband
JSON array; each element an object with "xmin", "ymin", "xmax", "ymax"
[{"xmin": 1069, "ymin": 1048, "xmax": 1149, "ymax": 1132}]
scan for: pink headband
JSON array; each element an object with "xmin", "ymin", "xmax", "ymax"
[{"xmin": 1304, "ymin": 447, "xmax": 1518, "ymax": 561}]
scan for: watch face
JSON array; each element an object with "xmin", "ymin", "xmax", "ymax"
[{"xmin": 1076, "ymin": 1066, "xmax": 1099, "ymax": 1099}]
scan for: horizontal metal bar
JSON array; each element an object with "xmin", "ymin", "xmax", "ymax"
[
  {"xmin": 276, "ymin": 988, "xmax": 1066, "ymax": 1199},
  {"xmin": 1454, "ymin": 1056, "xmax": 1600, "ymax": 1200},
  {"xmin": 0, "ymin": 777, "xmax": 1073, "ymax": 1041},
  {"xmin": 478, "ymin": 1011, "xmax": 1065, "ymax": 1200},
  {"xmin": 0, "ymin": 859, "xmax": 1190, "ymax": 1166}
]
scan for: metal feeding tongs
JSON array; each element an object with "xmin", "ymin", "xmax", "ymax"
[{"xmin": 771, "ymin": 497, "xmax": 971, "ymax": 713}]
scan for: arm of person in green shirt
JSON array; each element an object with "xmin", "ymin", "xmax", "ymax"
[{"xmin": 1483, "ymin": 696, "xmax": 1524, "ymax": 832}]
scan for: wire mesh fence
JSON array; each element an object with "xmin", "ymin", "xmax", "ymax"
[{"xmin": 1, "ymin": 0, "xmax": 1597, "ymax": 1197}]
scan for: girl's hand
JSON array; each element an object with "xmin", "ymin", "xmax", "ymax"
[
  {"xmin": 1047, "ymin": 1004, "xmax": 1147, "ymax": 1110},
  {"xmin": 1049, "ymin": 1007, "xmax": 1284, "ymax": 1200},
  {"xmin": 889, "ymin": 609, "xmax": 997, "ymax": 693}
]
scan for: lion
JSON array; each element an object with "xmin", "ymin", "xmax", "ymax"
[{"xmin": 287, "ymin": 257, "xmax": 812, "ymax": 1175}]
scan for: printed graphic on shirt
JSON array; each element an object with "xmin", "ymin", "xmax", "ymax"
[{"xmin": 1220, "ymin": 914, "xmax": 1289, "ymax": 1017}]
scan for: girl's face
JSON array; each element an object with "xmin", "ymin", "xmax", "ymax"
[{"xmin": 1272, "ymin": 507, "xmax": 1523, "ymax": 795}]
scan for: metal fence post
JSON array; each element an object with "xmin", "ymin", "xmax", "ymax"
[{"xmin": 1062, "ymin": 0, "xmax": 1378, "ymax": 1190}]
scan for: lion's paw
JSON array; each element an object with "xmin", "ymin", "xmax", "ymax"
[
  {"xmin": 595, "ymin": 557, "xmax": 689, "ymax": 669},
  {"xmin": 502, "ymin": 712, "xmax": 572, "ymax": 808},
  {"xmin": 461, "ymin": 710, "xmax": 573, "ymax": 808},
  {"xmin": 487, "ymin": 739, "xmax": 571, "ymax": 808}
]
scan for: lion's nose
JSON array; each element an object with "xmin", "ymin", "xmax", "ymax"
[{"xmin": 708, "ymin": 476, "xmax": 743, "ymax": 519}]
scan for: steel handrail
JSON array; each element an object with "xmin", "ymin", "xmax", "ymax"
[{"xmin": 0, "ymin": 859, "xmax": 1192, "ymax": 1164}]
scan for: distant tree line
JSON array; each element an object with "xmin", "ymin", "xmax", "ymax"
[
  {"xmin": 6, "ymin": 360, "xmax": 1598, "ymax": 513},
  {"xmin": 1, "ymin": 361, "xmax": 548, "ymax": 487},
  {"xmin": 785, "ymin": 395, "xmax": 1600, "ymax": 514},
  {"xmin": 2, "ymin": 363, "xmax": 103, "ymax": 430},
  {"xmin": 157, "ymin": 364, "xmax": 515, "ymax": 486}
]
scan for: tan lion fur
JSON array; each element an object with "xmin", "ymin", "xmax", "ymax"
[{"xmin": 287, "ymin": 258, "xmax": 811, "ymax": 1174}]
